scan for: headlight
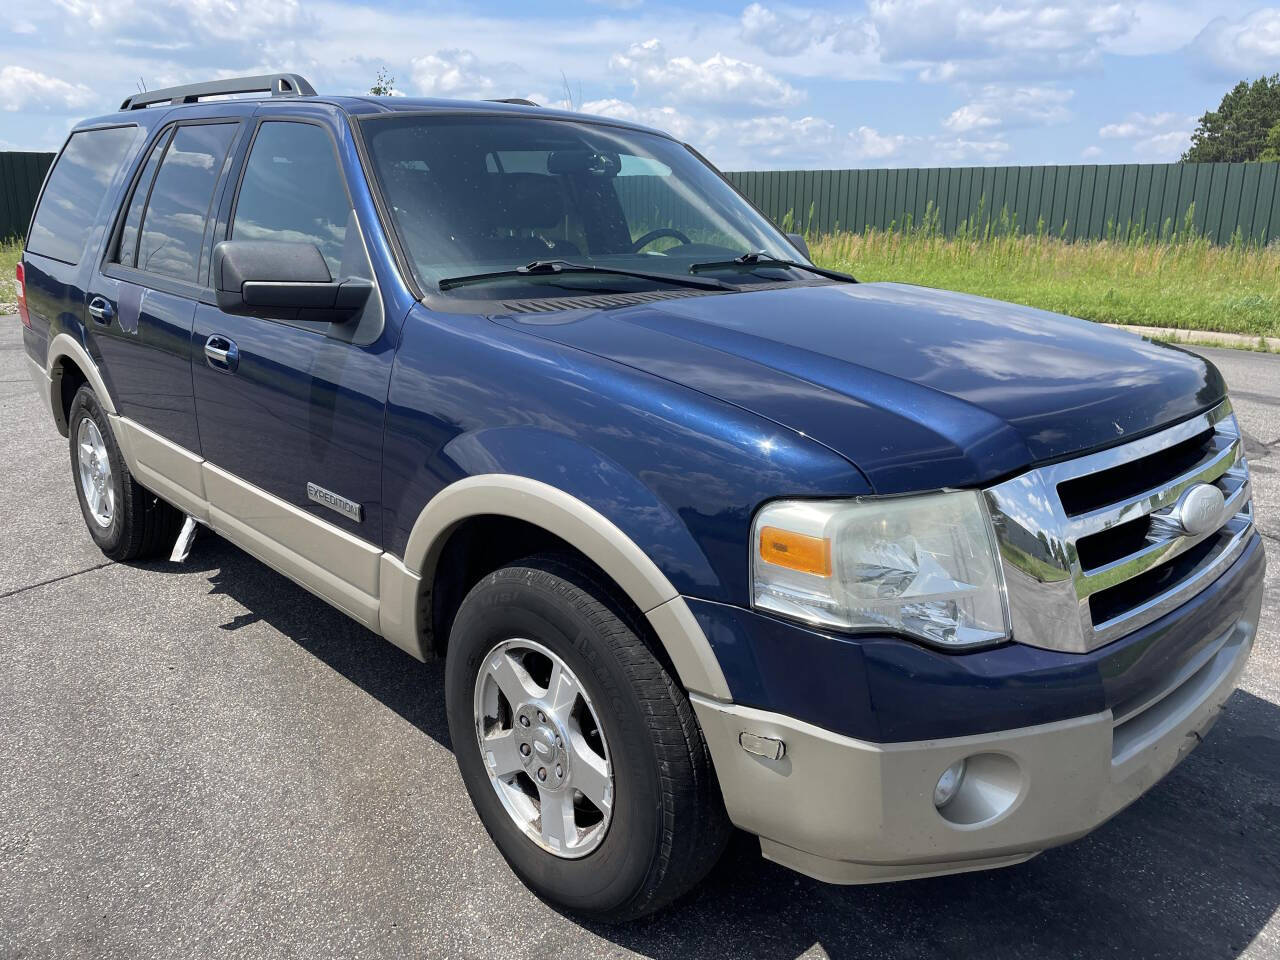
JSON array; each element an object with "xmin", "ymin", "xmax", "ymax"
[{"xmin": 751, "ymin": 490, "xmax": 1010, "ymax": 650}]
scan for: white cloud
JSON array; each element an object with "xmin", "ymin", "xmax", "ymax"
[
  {"xmin": 1134, "ymin": 129, "xmax": 1192, "ymax": 157},
  {"xmin": 844, "ymin": 125, "xmax": 1011, "ymax": 166},
  {"xmin": 581, "ymin": 98, "xmax": 713, "ymax": 142},
  {"xmin": 1081, "ymin": 144, "xmax": 1103, "ymax": 159},
  {"xmin": 1098, "ymin": 111, "xmax": 1181, "ymax": 139},
  {"xmin": 851, "ymin": 125, "xmax": 911, "ymax": 161},
  {"xmin": 1096, "ymin": 111, "xmax": 1192, "ymax": 158},
  {"xmin": 737, "ymin": 114, "xmax": 836, "ymax": 146},
  {"xmin": 610, "ymin": 38, "xmax": 803, "ymax": 107},
  {"xmin": 930, "ymin": 136, "xmax": 1012, "ymax": 164},
  {"xmin": 581, "ymin": 97, "xmax": 843, "ymax": 167},
  {"xmin": 410, "ymin": 49, "xmax": 496, "ymax": 99},
  {"xmin": 51, "ymin": 0, "xmax": 308, "ymax": 44},
  {"xmin": 1191, "ymin": 8, "xmax": 1280, "ymax": 76},
  {"xmin": 739, "ymin": 3, "xmax": 814, "ymax": 56},
  {"xmin": 869, "ymin": 0, "xmax": 1136, "ymax": 80},
  {"xmin": 0, "ymin": 65, "xmax": 95, "ymax": 112},
  {"xmin": 943, "ymin": 84, "xmax": 1073, "ymax": 132},
  {"xmin": 738, "ymin": 3, "xmax": 875, "ymax": 57}
]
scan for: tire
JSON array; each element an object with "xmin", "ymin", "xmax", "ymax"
[
  {"xmin": 445, "ymin": 555, "xmax": 731, "ymax": 921},
  {"xmin": 68, "ymin": 384, "xmax": 182, "ymax": 562}
]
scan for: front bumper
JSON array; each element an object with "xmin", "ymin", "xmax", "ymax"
[{"xmin": 692, "ymin": 538, "xmax": 1263, "ymax": 885}]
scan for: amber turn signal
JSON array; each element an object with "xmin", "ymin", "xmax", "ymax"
[{"xmin": 758, "ymin": 526, "xmax": 832, "ymax": 576}]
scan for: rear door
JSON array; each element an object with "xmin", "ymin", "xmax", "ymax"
[
  {"xmin": 90, "ymin": 115, "xmax": 245, "ymax": 454},
  {"xmin": 191, "ymin": 110, "xmax": 394, "ymax": 619}
]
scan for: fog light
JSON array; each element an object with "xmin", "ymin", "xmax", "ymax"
[{"xmin": 934, "ymin": 759, "xmax": 967, "ymax": 809}]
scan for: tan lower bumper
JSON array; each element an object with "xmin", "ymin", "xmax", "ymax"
[{"xmin": 692, "ymin": 617, "xmax": 1254, "ymax": 885}]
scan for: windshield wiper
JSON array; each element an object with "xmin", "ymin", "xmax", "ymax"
[
  {"xmin": 437, "ymin": 259, "xmax": 735, "ymax": 293},
  {"xmin": 689, "ymin": 251, "xmax": 856, "ymax": 283}
]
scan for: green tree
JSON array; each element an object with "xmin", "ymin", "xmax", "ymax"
[
  {"xmin": 1261, "ymin": 121, "xmax": 1280, "ymax": 162},
  {"xmin": 1182, "ymin": 74, "xmax": 1280, "ymax": 162},
  {"xmin": 370, "ymin": 68, "xmax": 396, "ymax": 96}
]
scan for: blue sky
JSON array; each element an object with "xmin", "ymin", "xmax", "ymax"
[{"xmin": 2, "ymin": 0, "xmax": 1278, "ymax": 169}]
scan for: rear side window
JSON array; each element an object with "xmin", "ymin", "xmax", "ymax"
[
  {"xmin": 231, "ymin": 121, "xmax": 350, "ymax": 274},
  {"xmin": 27, "ymin": 126, "xmax": 138, "ymax": 265},
  {"xmin": 135, "ymin": 123, "xmax": 238, "ymax": 282},
  {"xmin": 116, "ymin": 128, "xmax": 172, "ymax": 269}
]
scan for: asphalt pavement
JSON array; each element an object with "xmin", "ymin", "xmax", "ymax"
[{"xmin": 1, "ymin": 321, "xmax": 1278, "ymax": 960}]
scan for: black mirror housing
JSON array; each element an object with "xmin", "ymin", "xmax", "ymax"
[
  {"xmin": 212, "ymin": 240, "xmax": 371, "ymax": 321},
  {"xmin": 787, "ymin": 233, "xmax": 812, "ymax": 262}
]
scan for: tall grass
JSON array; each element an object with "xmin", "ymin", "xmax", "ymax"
[
  {"xmin": 5, "ymin": 215, "xmax": 1278, "ymax": 339},
  {"xmin": 0, "ymin": 240, "xmax": 19, "ymax": 311},
  {"xmin": 806, "ymin": 203, "xmax": 1280, "ymax": 338}
]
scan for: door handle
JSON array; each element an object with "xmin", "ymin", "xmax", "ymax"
[
  {"xmin": 204, "ymin": 335, "xmax": 239, "ymax": 373},
  {"xmin": 87, "ymin": 296, "xmax": 114, "ymax": 325}
]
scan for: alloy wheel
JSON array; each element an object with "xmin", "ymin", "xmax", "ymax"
[{"xmin": 473, "ymin": 638, "xmax": 614, "ymax": 858}]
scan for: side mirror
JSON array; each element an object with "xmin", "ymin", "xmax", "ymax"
[
  {"xmin": 787, "ymin": 233, "xmax": 812, "ymax": 262},
  {"xmin": 212, "ymin": 240, "xmax": 371, "ymax": 321}
]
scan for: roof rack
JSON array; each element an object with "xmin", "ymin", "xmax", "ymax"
[
  {"xmin": 485, "ymin": 98, "xmax": 539, "ymax": 106},
  {"xmin": 120, "ymin": 73, "xmax": 316, "ymax": 111}
]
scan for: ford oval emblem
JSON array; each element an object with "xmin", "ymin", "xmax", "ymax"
[{"xmin": 1174, "ymin": 483, "xmax": 1226, "ymax": 537}]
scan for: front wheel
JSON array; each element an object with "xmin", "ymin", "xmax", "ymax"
[{"xmin": 445, "ymin": 556, "xmax": 730, "ymax": 921}]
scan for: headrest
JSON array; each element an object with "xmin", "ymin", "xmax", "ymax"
[{"xmin": 490, "ymin": 173, "xmax": 564, "ymax": 229}]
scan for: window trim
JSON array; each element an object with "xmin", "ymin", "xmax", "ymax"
[
  {"xmin": 116, "ymin": 125, "xmax": 174, "ymax": 270},
  {"xmin": 101, "ymin": 117, "xmax": 245, "ymax": 296},
  {"xmin": 227, "ymin": 115, "xmax": 358, "ymax": 243},
  {"xmin": 217, "ymin": 114, "xmax": 384, "ymax": 345},
  {"xmin": 26, "ymin": 122, "xmax": 139, "ymax": 267}
]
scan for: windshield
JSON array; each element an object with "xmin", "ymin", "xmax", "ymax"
[{"xmin": 360, "ymin": 114, "xmax": 803, "ymax": 297}]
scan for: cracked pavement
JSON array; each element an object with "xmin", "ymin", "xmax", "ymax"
[{"xmin": 1, "ymin": 321, "xmax": 1278, "ymax": 960}]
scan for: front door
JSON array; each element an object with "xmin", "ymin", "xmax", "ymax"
[{"xmin": 191, "ymin": 116, "xmax": 395, "ymax": 592}]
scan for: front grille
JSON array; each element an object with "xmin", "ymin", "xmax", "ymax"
[{"xmin": 984, "ymin": 400, "xmax": 1254, "ymax": 653}]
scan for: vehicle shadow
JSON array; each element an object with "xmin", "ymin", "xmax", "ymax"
[
  {"xmin": 179, "ymin": 535, "xmax": 1280, "ymax": 960},
  {"xmin": 160, "ymin": 533, "xmax": 454, "ymax": 752}
]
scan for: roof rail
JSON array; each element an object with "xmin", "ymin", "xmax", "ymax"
[
  {"xmin": 120, "ymin": 73, "xmax": 316, "ymax": 111},
  {"xmin": 485, "ymin": 98, "xmax": 539, "ymax": 106}
]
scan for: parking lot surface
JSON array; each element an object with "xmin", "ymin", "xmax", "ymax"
[{"xmin": 2, "ymin": 320, "xmax": 1278, "ymax": 960}]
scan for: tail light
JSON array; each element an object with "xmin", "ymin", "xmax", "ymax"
[{"xmin": 15, "ymin": 262, "xmax": 30, "ymax": 328}]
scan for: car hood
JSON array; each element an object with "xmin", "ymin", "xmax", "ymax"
[{"xmin": 492, "ymin": 282, "xmax": 1225, "ymax": 493}]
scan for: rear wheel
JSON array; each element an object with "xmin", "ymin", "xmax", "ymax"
[
  {"xmin": 445, "ymin": 556, "xmax": 730, "ymax": 921},
  {"xmin": 68, "ymin": 384, "xmax": 182, "ymax": 561}
]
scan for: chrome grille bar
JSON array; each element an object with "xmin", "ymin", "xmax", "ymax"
[
  {"xmin": 984, "ymin": 399, "xmax": 1255, "ymax": 653},
  {"xmin": 1062, "ymin": 434, "xmax": 1239, "ymax": 540}
]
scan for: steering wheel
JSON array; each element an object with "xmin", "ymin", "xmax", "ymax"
[{"xmin": 630, "ymin": 227, "xmax": 693, "ymax": 253}]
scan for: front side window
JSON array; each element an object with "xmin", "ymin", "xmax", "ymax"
[
  {"xmin": 361, "ymin": 115, "xmax": 800, "ymax": 298},
  {"xmin": 27, "ymin": 126, "xmax": 138, "ymax": 265},
  {"xmin": 136, "ymin": 123, "xmax": 238, "ymax": 282},
  {"xmin": 229, "ymin": 119, "xmax": 381, "ymax": 340},
  {"xmin": 231, "ymin": 121, "xmax": 352, "ymax": 275}
]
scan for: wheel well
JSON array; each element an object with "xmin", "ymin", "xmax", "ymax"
[
  {"xmin": 426, "ymin": 515, "xmax": 666, "ymax": 668},
  {"xmin": 53, "ymin": 356, "xmax": 88, "ymax": 436}
]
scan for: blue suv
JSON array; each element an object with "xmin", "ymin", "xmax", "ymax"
[{"xmin": 18, "ymin": 73, "xmax": 1264, "ymax": 920}]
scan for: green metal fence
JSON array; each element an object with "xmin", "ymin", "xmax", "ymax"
[
  {"xmin": 0, "ymin": 152, "xmax": 54, "ymax": 242},
  {"xmin": 723, "ymin": 163, "xmax": 1280, "ymax": 245}
]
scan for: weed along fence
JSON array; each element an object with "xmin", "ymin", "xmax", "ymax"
[
  {"xmin": 0, "ymin": 152, "xmax": 54, "ymax": 241},
  {"xmin": 722, "ymin": 163, "xmax": 1280, "ymax": 246}
]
